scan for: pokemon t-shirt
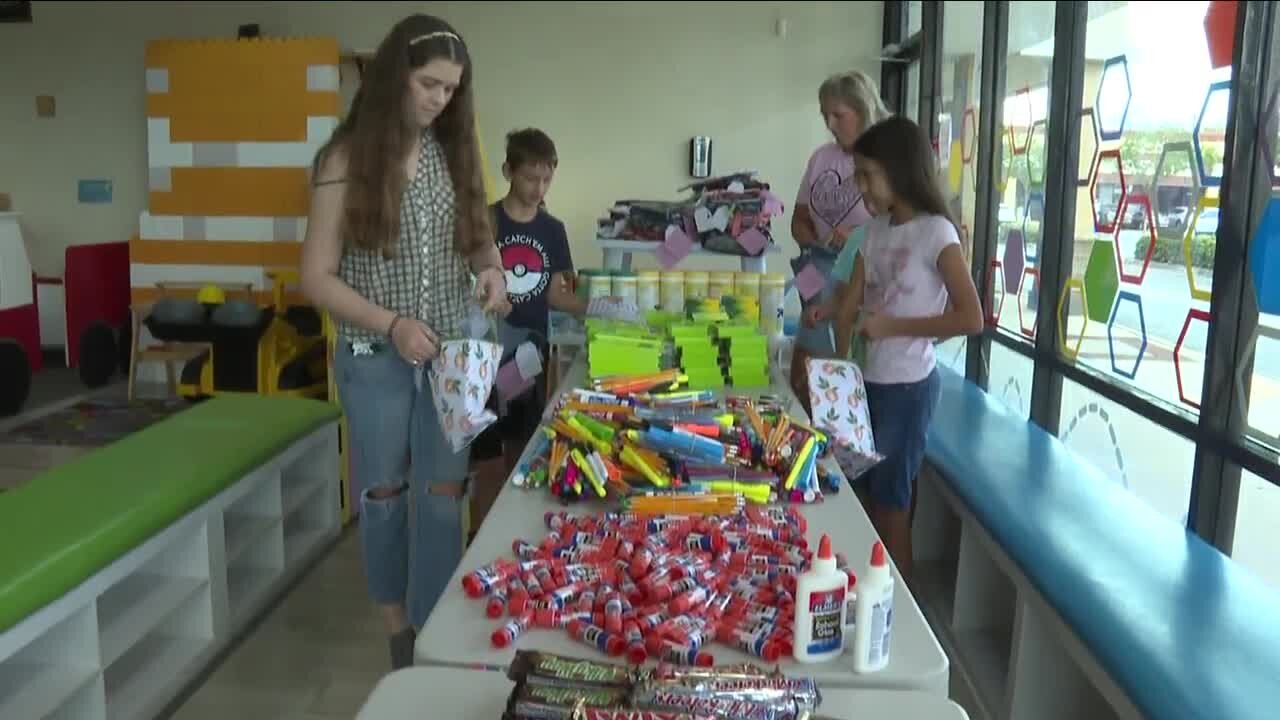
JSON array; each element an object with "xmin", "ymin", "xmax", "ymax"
[
  {"xmin": 796, "ymin": 142, "xmax": 873, "ymax": 247},
  {"xmin": 494, "ymin": 203, "xmax": 574, "ymax": 337}
]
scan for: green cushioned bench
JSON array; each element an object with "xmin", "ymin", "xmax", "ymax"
[{"xmin": 0, "ymin": 394, "xmax": 341, "ymax": 634}]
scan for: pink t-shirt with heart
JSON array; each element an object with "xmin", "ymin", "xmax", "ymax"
[{"xmin": 796, "ymin": 142, "xmax": 872, "ymax": 243}]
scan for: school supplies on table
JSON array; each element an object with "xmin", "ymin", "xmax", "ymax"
[
  {"xmin": 464, "ymin": 504, "xmax": 865, "ymax": 673},
  {"xmin": 512, "ymin": 369, "xmax": 841, "ymax": 508}
]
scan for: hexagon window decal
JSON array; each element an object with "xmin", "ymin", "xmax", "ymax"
[
  {"xmin": 1003, "ymin": 229, "xmax": 1025, "ymax": 293},
  {"xmin": 1009, "ymin": 87, "xmax": 1034, "ymax": 155},
  {"xmin": 1250, "ymin": 196, "xmax": 1280, "ymax": 316},
  {"xmin": 1057, "ymin": 278, "xmax": 1089, "ymax": 362},
  {"xmin": 1083, "ymin": 239, "xmax": 1120, "ymax": 324},
  {"xmin": 962, "ymin": 107, "xmax": 977, "ymax": 165},
  {"xmin": 1194, "ymin": 80, "xmax": 1231, "ymax": 188},
  {"xmin": 1027, "ymin": 120, "xmax": 1047, "ymax": 188},
  {"xmin": 998, "ymin": 127, "xmax": 1015, "ymax": 194},
  {"xmin": 1151, "ymin": 140, "xmax": 1201, "ymax": 240},
  {"xmin": 1096, "ymin": 55, "xmax": 1132, "ymax": 141},
  {"xmin": 1183, "ymin": 196, "xmax": 1218, "ymax": 302},
  {"xmin": 1091, "ymin": 149, "xmax": 1127, "ymax": 235},
  {"xmin": 1114, "ymin": 193, "xmax": 1157, "ymax": 285},
  {"xmin": 1023, "ymin": 192, "xmax": 1044, "ymax": 265},
  {"xmin": 1107, "ymin": 291, "xmax": 1147, "ymax": 381},
  {"xmin": 1018, "ymin": 267, "xmax": 1040, "ymax": 339},
  {"xmin": 1079, "ymin": 108, "xmax": 1100, "ymax": 188},
  {"xmin": 1174, "ymin": 308, "xmax": 1211, "ymax": 409},
  {"xmin": 986, "ymin": 259, "xmax": 1006, "ymax": 326}
]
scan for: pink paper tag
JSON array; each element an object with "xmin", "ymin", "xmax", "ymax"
[
  {"xmin": 761, "ymin": 191, "xmax": 785, "ymax": 218},
  {"xmin": 735, "ymin": 227, "xmax": 768, "ymax": 254},
  {"xmin": 794, "ymin": 262, "xmax": 827, "ymax": 301},
  {"xmin": 656, "ymin": 224, "xmax": 694, "ymax": 269},
  {"xmin": 496, "ymin": 358, "xmax": 536, "ymax": 404}
]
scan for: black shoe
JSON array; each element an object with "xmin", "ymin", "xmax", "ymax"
[{"xmin": 389, "ymin": 627, "xmax": 417, "ymax": 670}]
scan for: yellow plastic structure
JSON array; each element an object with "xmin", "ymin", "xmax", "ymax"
[{"xmin": 176, "ymin": 270, "xmax": 328, "ymax": 401}]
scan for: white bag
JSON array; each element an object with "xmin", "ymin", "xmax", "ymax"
[{"xmin": 428, "ymin": 310, "xmax": 502, "ymax": 452}]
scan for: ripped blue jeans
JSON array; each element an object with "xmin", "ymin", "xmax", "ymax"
[{"xmin": 334, "ymin": 341, "xmax": 467, "ymax": 630}]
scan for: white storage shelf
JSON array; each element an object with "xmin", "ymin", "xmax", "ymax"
[
  {"xmin": 0, "ymin": 423, "xmax": 342, "ymax": 720},
  {"xmin": 912, "ymin": 466, "xmax": 1142, "ymax": 720}
]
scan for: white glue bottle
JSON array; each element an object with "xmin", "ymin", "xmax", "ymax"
[
  {"xmin": 852, "ymin": 540, "xmax": 895, "ymax": 673},
  {"xmin": 792, "ymin": 534, "xmax": 847, "ymax": 663},
  {"xmin": 842, "ymin": 571, "xmax": 858, "ymax": 654}
]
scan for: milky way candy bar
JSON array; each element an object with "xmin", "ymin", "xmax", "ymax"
[
  {"xmin": 505, "ymin": 681, "xmax": 631, "ymax": 720},
  {"xmin": 509, "ymin": 650, "xmax": 635, "ymax": 688},
  {"xmin": 657, "ymin": 674, "xmax": 822, "ymax": 713},
  {"xmin": 631, "ymin": 682, "xmax": 789, "ymax": 720}
]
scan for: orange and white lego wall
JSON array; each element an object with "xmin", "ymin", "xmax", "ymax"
[{"xmin": 132, "ymin": 37, "xmax": 341, "ymax": 305}]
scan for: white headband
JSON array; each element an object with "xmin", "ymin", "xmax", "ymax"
[{"xmin": 409, "ymin": 31, "xmax": 460, "ymax": 45}]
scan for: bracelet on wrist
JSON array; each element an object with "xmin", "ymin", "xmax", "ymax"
[{"xmin": 387, "ymin": 313, "xmax": 402, "ymax": 337}]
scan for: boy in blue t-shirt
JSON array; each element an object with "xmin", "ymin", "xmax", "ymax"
[{"xmin": 470, "ymin": 129, "xmax": 585, "ymax": 532}]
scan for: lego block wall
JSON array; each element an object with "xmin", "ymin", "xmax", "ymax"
[{"xmin": 131, "ymin": 37, "xmax": 341, "ymax": 306}]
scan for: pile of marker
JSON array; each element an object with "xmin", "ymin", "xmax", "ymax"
[
  {"xmin": 464, "ymin": 505, "xmax": 857, "ymax": 666},
  {"xmin": 511, "ymin": 370, "xmax": 840, "ymax": 507}
]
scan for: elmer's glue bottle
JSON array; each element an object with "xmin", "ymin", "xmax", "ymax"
[
  {"xmin": 791, "ymin": 534, "xmax": 847, "ymax": 663},
  {"xmin": 852, "ymin": 540, "xmax": 894, "ymax": 673}
]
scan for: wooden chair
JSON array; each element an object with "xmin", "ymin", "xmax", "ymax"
[{"xmin": 126, "ymin": 281, "xmax": 252, "ymax": 401}]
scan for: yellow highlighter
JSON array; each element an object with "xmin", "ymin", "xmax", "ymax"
[
  {"xmin": 784, "ymin": 436, "xmax": 816, "ymax": 491},
  {"xmin": 571, "ymin": 448, "xmax": 608, "ymax": 498}
]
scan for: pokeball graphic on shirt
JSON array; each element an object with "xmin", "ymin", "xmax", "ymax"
[{"xmin": 502, "ymin": 241, "xmax": 548, "ymax": 300}]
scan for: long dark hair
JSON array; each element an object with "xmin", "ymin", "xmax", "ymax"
[
  {"xmin": 314, "ymin": 14, "xmax": 491, "ymax": 259},
  {"xmin": 852, "ymin": 115, "xmax": 958, "ymax": 231}
]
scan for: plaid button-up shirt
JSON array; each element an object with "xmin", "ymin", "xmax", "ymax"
[{"xmin": 338, "ymin": 129, "xmax": 472, "ymax": 347}]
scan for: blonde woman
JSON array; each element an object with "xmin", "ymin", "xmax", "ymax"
[{"xmin": 792, "ymin": 70, "xmax": 890, "ymax": 412}]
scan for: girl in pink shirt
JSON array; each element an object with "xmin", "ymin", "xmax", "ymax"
[{"xmin": 814, "ymin": 115, "xmax": 983, "ymax": 577}]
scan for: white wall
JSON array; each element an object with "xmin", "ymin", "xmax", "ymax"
[{"xmin": 0, "ymin": 1, "xmax": 883, "ymax": 277}]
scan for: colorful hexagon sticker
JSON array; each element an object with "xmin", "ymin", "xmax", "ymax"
[
  {"xmin": 1003, "ymin": 229, "xmax": 1025, "ymax": 293},
  {"xmin": 962, "ymin": 107, "xmax": 976, "ymax": 164},
  {"xmin": 1091, "ymin": 149, "xmax": 1127, "ymax": 235},
  {"xmin": 1204, "ymin": 0, "xmax": 1239, "ymax": 71},
  {"xmin": 1084, "ymin": 239, "xmax": 1120, "ymax": 324},
  {"xmin": 1250, "ymin": 195, "xmax": 1280, "ymax": 315},
  {"xmin": 1114, "ymin": 193, "xmax": 1157, "ymax": 284},
  {"xmin": 1023, "ymin": 192, "xmax": 1044, "ymax": 265},
  {"xmin": 1057, "ymin": 278, "xmax": 1089, "ymax": 362},
  {"xmin": 1018, "ymin": 267, "xmax": 1040, "ymax": 339},
  {"xmin": 1027, "ymin": 120, "xmax": 1047, "ymax": 187},
  {"xmin": 1010, "ymin": 87, "xmax": 1034, "ymax": 155},
  {"xmin": 1174, "ymin": 308, "xmax": 1211, "ymax": 409},
  {"xmin": 1096, "ymin": 56, "xmax": 1132, "ymax": 142},
  {"xmin": 986, "ymin": 259, "xmax": 1006, "ymax": 326},
  {"xmin": 1078, "ymin": 108, "xmax": 1100, "ymax": 188},
  {"xmin": 1107, "ymin": 291, "xmax": 1147, "ymax": 380},
  {"xmin": 998, "ymin": 128, "xmax": 1015, "ymax": 194},
  {"xmin": 1151, "ymin": 140, "xmax": 1201, "ymax": 240},
  {"xmin": 1194, "ymin": 80, "xmax": 1231, "ymax": 188},
  {"xmin": 1183, "ymin": 196, "xmax": 1219, "ymax": 302}
]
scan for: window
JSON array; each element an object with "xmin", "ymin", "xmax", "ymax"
[
  {"xmin": 1232, "ymin": 468, "xmax": 1280, "ymax": 592},
  {"xmin": 1058, "ymin": 1, "xmax": 1230, "ymax": 417},
  {"xmin": 989, "ymin": 341, "xmax": 1034, "ymax": 420},
  {"xmin": 990, "ymin": 1, "xmax": 1053, "ymax": 345},
  {"xmin": 1059, "ymin": 379, "xmax": 1195, "ymax": 526}
]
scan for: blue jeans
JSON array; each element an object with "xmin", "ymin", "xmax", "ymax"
[
  {"xmin": 860, "ymin": 368, "xmax": 943, "ymax": 510},
  {"xmin": 334, "ymin": 342, "xmax": 467, "ymax": 629}
]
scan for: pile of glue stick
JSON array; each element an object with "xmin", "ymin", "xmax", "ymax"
[
  {"xmin": 510, "ymin": 369, "xmax": 840, "ymax": 507},
  {"xmin": 465, "ymin": 504, "xmax": 858, "ymax": 665}
]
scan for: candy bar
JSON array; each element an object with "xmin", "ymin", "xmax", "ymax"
[
  {"xmin": 505, "ymin": 680, "xmax": 631, "ymax": 720},
  {"xmin": 631, "ymin": 682, "xmax": 791, "ymax": 720},
  {"xmin": 509, "ymin": 650, "xmax": 636, "ymax": 688},
  {"xmin": 641, "ymin": 672, "xmax": 822, "ymax": 713}
]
